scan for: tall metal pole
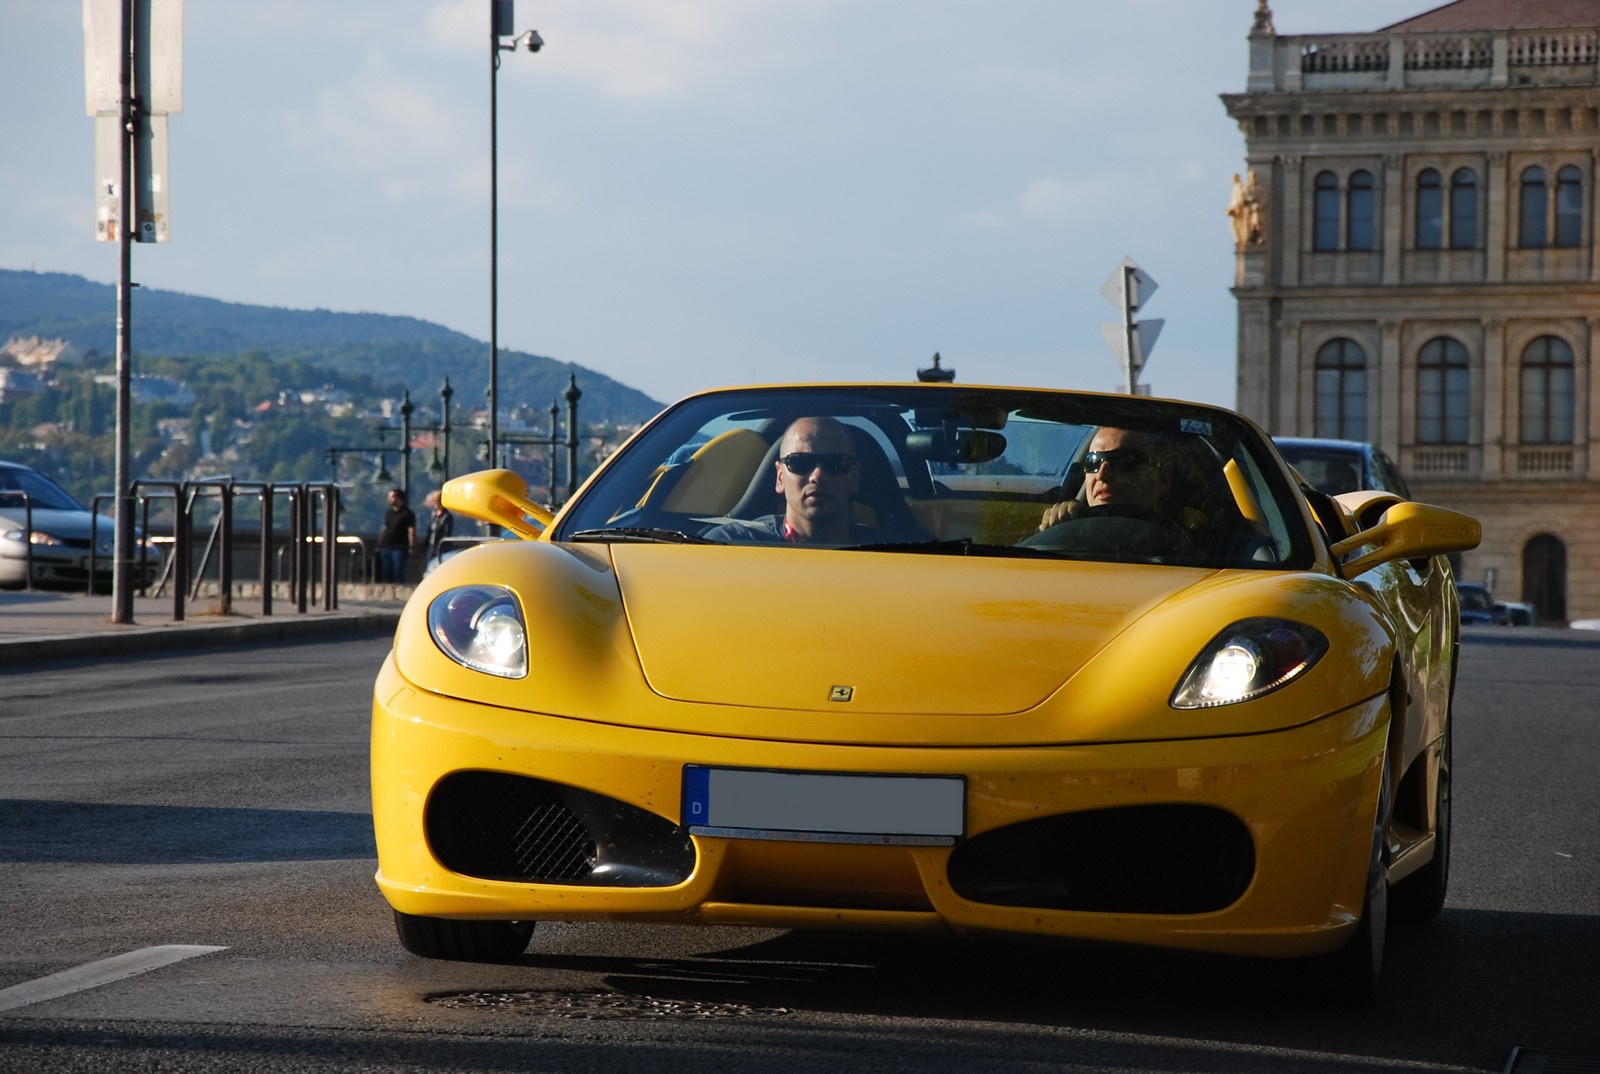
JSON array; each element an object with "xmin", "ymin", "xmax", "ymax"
[
  {"xmin": 488, "ymin": 8, "xmax": 501, "ymax": 472},
  {"xmin": 111, "ymin": 0, "xmax": 136, "ymax": 624},
  {"xmin": 1121, "ymin": 265, "xmax": 1139, "ymax": 396}
]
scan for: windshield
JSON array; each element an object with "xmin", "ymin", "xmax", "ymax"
[
  {"xmin": 555, "ymin": 386, "xmax": 1315, "ymax": 569},
  {"xmin": 0, "ymin": 466, "xmax": 85, "ymax": 512}
]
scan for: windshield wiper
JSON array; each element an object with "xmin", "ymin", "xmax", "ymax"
[
  {"xmin": 848, "ymin": 538, "xmax": 1056, "ymax": 558},
  {"xmin": 567, "ymin": 527, "xmax": 717, "ymax": 545}
]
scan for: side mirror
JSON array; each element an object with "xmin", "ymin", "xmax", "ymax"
[
  {"xmin": 1329, "ymin": 500, "xmax": 1481, "ymax": 579},
  {"xmin": 440, "ymin": 469, "xmax": 554, "ymax": 539}
]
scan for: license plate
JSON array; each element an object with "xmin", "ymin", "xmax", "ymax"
[{"xmin": 682, "ymin": 765, "xmax": 964, "ymax": 846}]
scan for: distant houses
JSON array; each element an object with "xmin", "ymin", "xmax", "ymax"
[
  {"xmin": 92, "ymin": 373, "xmax": 197, "ymax": 408},
  {"xmin": 1, "ymin": 334, "xmax": 85, "ymax": 368}
]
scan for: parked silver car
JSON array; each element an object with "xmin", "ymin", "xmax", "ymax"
[{"xmin": 0, "ymin": 461, "xmax": 158, "ymax": 589}]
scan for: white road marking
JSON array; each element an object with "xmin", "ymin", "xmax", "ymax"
[{"xmin": 0, "ymin": 945, "xmax": 228, "ymax": 1013}]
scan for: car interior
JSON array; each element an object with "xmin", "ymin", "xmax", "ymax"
[{"xmin": 576, "ymin": 395, "xmax": 1307, "ymax": 570}]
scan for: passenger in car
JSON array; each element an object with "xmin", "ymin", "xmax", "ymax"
[{"xmin": 703, "ymin": 417, "xmax": 882, "ymax": 544}]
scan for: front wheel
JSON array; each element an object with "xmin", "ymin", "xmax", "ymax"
[
  {"xmin": 393, "ymin": 910, "xmax": 534, "ymax": 963},
  {"xmin": 1314, "ymin": 751, "xmax": 1392, "ymax": 1005}
]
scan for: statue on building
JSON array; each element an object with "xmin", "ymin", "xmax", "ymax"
[
  {"xmin": 1228, "ymin": 170, "xmax": 1267, "ymax": 249},
  {"xmin": 1251, "ymin": 0, "xmax": 1275, "ymax": 35}
]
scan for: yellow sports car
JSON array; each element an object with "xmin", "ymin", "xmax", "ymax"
[{"xmin": 370, "ymin": 383, "xmax": 1479, "ymax": 1001}]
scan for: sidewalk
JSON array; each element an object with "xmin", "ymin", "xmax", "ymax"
[{"xmin": 0, "ymin": 587, "xmax": 407, "ymax": 667}]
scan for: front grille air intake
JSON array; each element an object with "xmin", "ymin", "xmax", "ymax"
[{"xmin": 425, "ymin": 771, "xmax": 695, "ymax": 887}]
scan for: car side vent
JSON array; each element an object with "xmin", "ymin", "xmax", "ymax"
[{"xmin": 426, "ymin": 771, "xmax": 695, "ymax": 887}]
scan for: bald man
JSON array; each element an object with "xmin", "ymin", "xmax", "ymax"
[{"xmin": 704, "ymin": 417, "xmax": 880, "ymax": 544}]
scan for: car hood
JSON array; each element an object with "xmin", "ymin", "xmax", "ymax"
[
  {"xmin": 612, "ymin": 546, "xmax": 1212, "ymax": 715},
  {"xmin": 399, "ymin": 540, "xmax": 1397, "ymax": 745},
  {"xmin": 0, "ymin": 508, "xmax": 111, "ymax": 544}
]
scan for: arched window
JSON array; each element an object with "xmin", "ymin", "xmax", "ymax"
[
  {"xmin": 1449, "ymin": 168, "xmax": 1478, "ymax": 248},
  {"xmin": 1523, "ymin": 534, "xmax": 1567, "ymax": 622},
  {"xmin": 1313, "ymin": 171, "xmax": 1341, "ymax": 251},
  {"xmin": 1415, "ymin": 169, "xmax": 1443, "ymax": 249},
  {"xmin": 1347, "ymin": 170, "xmax": 1376, "ymax": 250},
  {"xmin": 1315, "ymin": 339, "xmax": 1368, "ymax": 440},
  {"xmin": 1555, "ymin": 164, "xmax": 1584, "ymax": 247},
  {"xmin": 1417, "ymin": 337, "xmax": 1470, "ymax": 444},
  {"xmin": 1520, "ymin": 336, "xmax": 1575, "ymax": 444},
  {"xmin": 1520, "ymin": 166, "xmax": 1548, "ymax": 248}
]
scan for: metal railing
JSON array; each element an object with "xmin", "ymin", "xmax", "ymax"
[{"xmin": 126, "ymin": 477, "xmax": 345, "ymax": 622}]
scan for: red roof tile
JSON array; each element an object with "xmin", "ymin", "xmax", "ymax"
[{"xmin": 1382, "ymin": 0, "xmax": 1600, "ymax": 31}]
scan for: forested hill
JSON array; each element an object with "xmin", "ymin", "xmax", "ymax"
[{"xmin": 0, "ymin": 268, "xmax": 665, "ymax": 425}]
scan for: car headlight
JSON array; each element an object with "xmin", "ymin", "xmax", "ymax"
[
  {"xmin": 18, "ymin": 530, "xmax": 65, "ymax": 547},
  {"xmin": 427, "ymin": 585, "xmax": 528, "ymax": 678},
  {"xmin": 1171, "ymin": 618, "xmax": 1328, "ymax": 709}
]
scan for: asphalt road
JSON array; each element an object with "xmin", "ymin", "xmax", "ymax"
[{"xmin": 0, "ymin": 633, "xmax": 1596, "ymax": 1073}]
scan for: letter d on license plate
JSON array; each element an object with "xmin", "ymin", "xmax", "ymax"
[{"xmin": 682, "ymin": 766, "xmax": 964, "ymax": 846}]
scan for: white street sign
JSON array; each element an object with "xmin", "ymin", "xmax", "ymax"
[
  {"xmin": 83, "ymin": 0, "xmax": 183, "ymax": 116},
  {"xmin": 1099, "ymin": 257, "xmax": 1158, "ymax": 310}
]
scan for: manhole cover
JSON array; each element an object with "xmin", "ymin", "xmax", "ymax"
[{"xmin": 428, "ymin": 988, "xmax": 792, "ymax": 1021}]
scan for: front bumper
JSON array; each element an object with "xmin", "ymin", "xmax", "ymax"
[
  {"xmin": 372, "ymin": 654, "xmax": 1387, "ymax": 959},
  {"xmin": 0, "ymin": 544, "xmax": 159, "ymax": 587}
]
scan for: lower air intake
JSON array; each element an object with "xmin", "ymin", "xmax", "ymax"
[
  {"xmin": 947, "ymin": 803, "xmax": 1255, "ymax": 915},
  {"xmin": 425, "ymin": 771, "xmax": 695, "ymax": 887}
]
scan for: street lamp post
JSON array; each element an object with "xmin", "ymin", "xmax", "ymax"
[
  {"xmin": 399, "ymin": 392, "xmax": 414, "ymax": 501},
  {"xmin": 564, "ymin": 372, "xmax": 582, "ymax": 501},
  {"xmin": 548, "ymin": 398, "xmax": 560, "ymax": 493},
  {"xmin": 489, "ymin": 0, "xmax": 542, "ymax": 472},
  {"xmin": 439, "ymin": 378, "xmax": 454, "ymax": 483}
]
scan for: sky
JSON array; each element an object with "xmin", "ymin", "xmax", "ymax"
[{"xmin": 3, "ymin": 0, "xmax": 1417, "ymax": 410}]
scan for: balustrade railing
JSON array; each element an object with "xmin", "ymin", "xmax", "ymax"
[
  {"xmin": 1271, "ymin": 26, "xmax": 1600, "ymax": 92},
  {"xmin": 1517, "ymin": 447, "xmax": 1576, "ymax": 475}
]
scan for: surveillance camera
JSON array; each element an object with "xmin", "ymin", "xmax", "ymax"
[{"xmin": 525, "ymin": 29, "xmax": 543, "ymax": 52}]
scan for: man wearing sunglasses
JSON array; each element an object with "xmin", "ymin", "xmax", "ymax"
[
  {"xmin": 1038, "ymin": 426, "xmax": 1172, "ymax": 532},
  {"xmin": 704, "ymin": 417, "xmax": 878, "ymax": 544}
]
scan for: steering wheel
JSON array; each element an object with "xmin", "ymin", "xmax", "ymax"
[{"xmin": 1019, "ymin": 503, "xmax": 1197, "ymax": 558}]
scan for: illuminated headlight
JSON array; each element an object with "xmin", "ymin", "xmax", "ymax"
[
  {"xmin": 1171, "ymin": 618, "xmax": 1328, "ymax": 709},
  {"xmin": 2, "ymin": 529, "xmax": 65, "ymax": 546},
  {"xmin": 427, "ymin": 585, "xmax": 527, "ymax": 678}
]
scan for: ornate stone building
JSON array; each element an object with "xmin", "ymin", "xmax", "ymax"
[{"xmin": 1221, "ymin": 0, "xmax": 1600, "ymax": 623}]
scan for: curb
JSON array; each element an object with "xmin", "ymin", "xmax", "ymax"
[{"xmin": 0, "ymin": 610, "xmax": 401, "ymax": 668}]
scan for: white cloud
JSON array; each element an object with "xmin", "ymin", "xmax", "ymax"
[
  {"xmin": 274, "ymin": 51, "xmax": 482, "ymax": 204},
  {"xmin": 503, "ymin": 0, "xmax": 838, "ymax": 104}
]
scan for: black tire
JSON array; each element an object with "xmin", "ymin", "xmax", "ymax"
[
  {"xmin": 1315, "ymin": 751, "xmax": 1392, "ymax": 1005},
  {"xmin": 393, "ymin": 910, "xmax": 534, "ymax": 963},
  {"xmin": 1392, "ymin": 722, "xmax": 1452, "ymax": 923}
]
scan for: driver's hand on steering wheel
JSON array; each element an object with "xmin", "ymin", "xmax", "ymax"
[{"xmin": 1038, "ymin": 500, "xmax": 1078, "ymax": 532}]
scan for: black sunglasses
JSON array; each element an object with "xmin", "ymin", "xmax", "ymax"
[
  {"xmin": 1081, "ymin": 448, "xmax": 1146, "ymax": 474},
  {"xmin": 779, "ymin": 452, "xmax": 857, "ymax": 476}
]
